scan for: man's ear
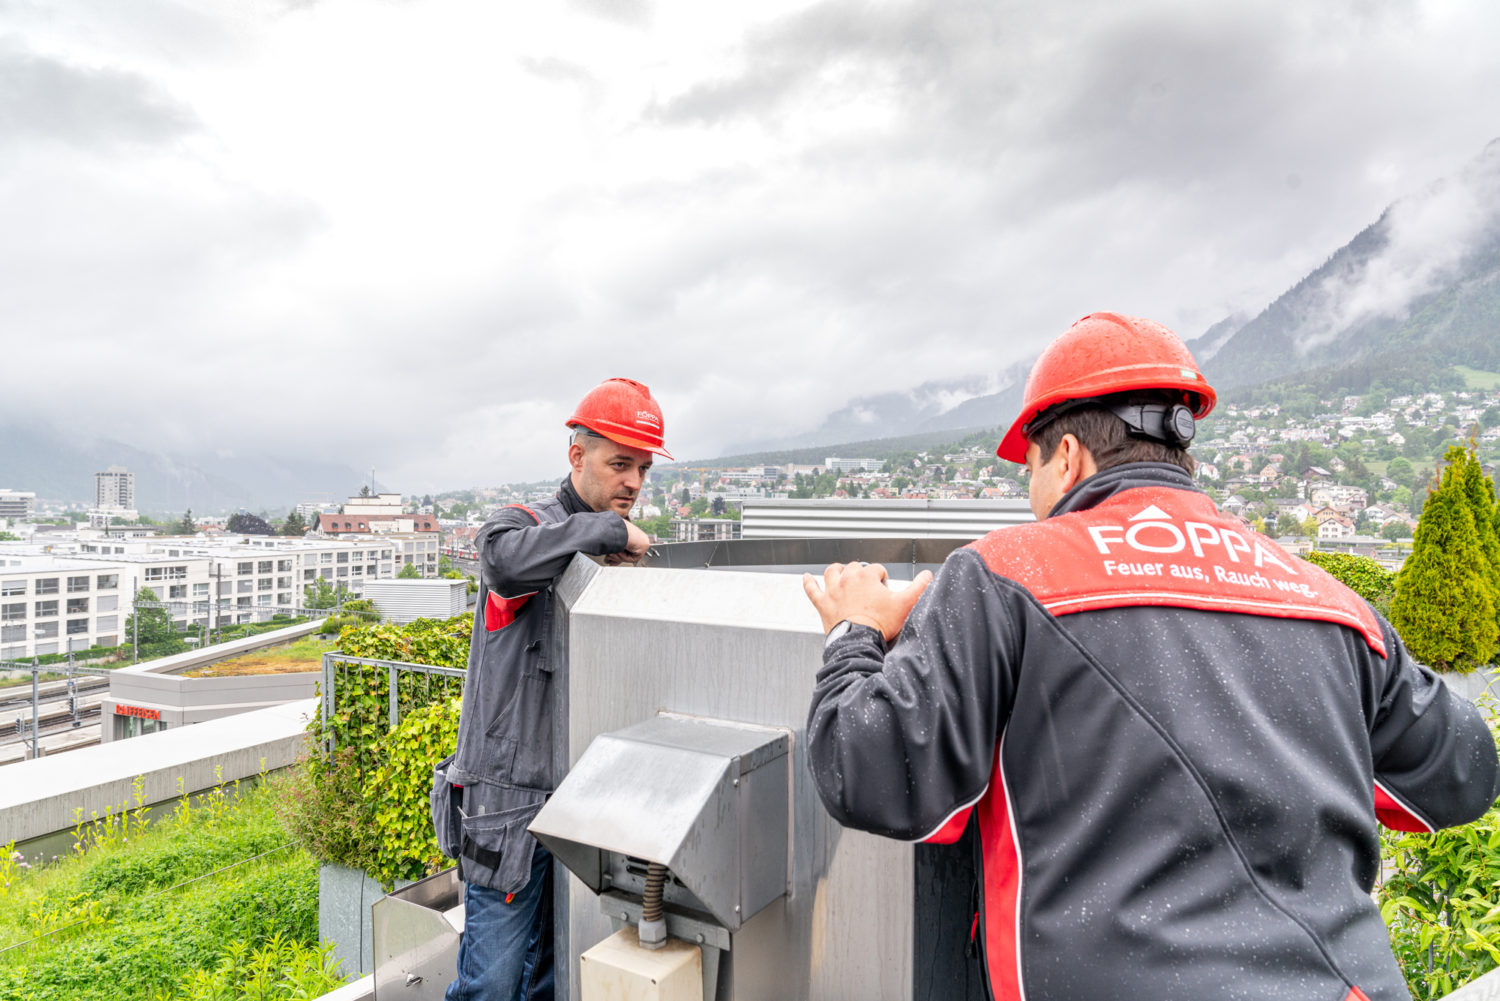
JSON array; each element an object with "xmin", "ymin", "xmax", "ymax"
[
  {"xmin": 1058, "ymin": 434, "xmax": 1085, "ymax": 491},
  {"xmin": 1058, "ymin": 433, "xmax": 1096, "ymax": 490},
  {"xmin": 568, "ymin": 442, "xmax": 586, "ymax": 473}
]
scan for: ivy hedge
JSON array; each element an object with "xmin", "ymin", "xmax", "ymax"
[{"xmin": 282, "ymin": 615, "xmax": 470, "ymax": 887}]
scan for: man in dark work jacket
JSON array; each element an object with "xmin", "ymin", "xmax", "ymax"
[{"xmin": 434, "ymin": 378, "xmax": 669, "ymax": 1001}]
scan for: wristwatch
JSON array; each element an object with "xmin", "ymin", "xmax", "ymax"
[{"xmin": 824, "ymin": 619, "xmax": 854, "ymax": 647}]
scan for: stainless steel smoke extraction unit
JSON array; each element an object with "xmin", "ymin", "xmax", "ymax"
[
  {"xmin": 530, "ymin": 714, "xmax": 790, "ymax": 1000},
  {"xmin": 533, "ymin": 538, "xmax": 986, "ymax": 1001}
]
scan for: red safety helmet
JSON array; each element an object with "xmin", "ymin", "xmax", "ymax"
[
  {"xmin": 996, "ymin": 312, "xmax": 1216, "ymax": 463},
  {"xmin": 566, "ymin": 378, "xmax": 673, "ymax": 459}
]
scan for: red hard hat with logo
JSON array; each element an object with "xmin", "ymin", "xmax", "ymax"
[
  {"xmin": 996, "ymin": 312, "xmax": 1216, "ymax": 463},
  {"xmin": 566, "ymin": 378, "xmax": 673, "ymax": 459}
]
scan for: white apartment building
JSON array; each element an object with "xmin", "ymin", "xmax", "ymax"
[
  {"xmin": 95, "ymin": 466, "xmax": 135, "ymax": 509},
  {"xmin": 297, "ymin": 500, "xmax": 336, "ymax": 521},
  {"xmin": 2, "ymin": 531, "xmax": 405, "ymax": 656},
  {"xmin": 0, "ymin": 490, "xmax": 36, "ymax": 520},
  {"xmin": 70, "ymin": 535, "xmax": 398, "ymax": 627},
  {"xmin": 342, "ymin": 492, "xmax": 404, "ymax": 516},
  {"xmin": 824, "ymin": 457, "xmax": 883, "ymax": 474},
  {"xmin": 91, "ymin": 465, "xmax": 138, "ymax": 526},
  {"xmin": 64, "ymin": 552, "xmax": 216, "ymax": 634},
  {"xmin": 207, "ymin": 537, "xmax": 399, "ymax": 605},
  {"xmin": 124, "ymin": 538, "xmax": 398, "ymax": 621},
  {"xmin": 0, "ymin": 556, "xmax": 130, "ymax": 660},
  {"xmin": 384, "ymin": 532, "xmax": 441, "ymax": 575}
]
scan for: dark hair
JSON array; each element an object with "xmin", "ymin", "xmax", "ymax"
[{"xmin": 1032, "ymin": 392, "xmax": 1197, "ymax": 474}]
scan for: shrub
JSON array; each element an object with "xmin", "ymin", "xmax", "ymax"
[
  {"xmin": 321, "ymin": 615, "xmax": 469, "ymax": 767},
  {"xmin": 318, "ymin": 614, "xmax": 362, "ymax": 635},
  {"xmin": 1300, "ymin": 552, "xmax": 1397, "ymax": 616},
  {"xmin": 276, "ymin": 748, "xmax": 381, "ymax": 877},
  {"xmin": 1460, "ymin": 452, "xmax": 1500, "ymax": 608},
  {"xmin": 338, "ymin": 614, "xmax": 472, "ymax": 667}
]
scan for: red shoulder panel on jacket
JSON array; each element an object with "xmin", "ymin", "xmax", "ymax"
[
  {"xmin": 506, "ymin": 504, "xmax": 541, "ymax": 524},
  {"xmin": 968, "ymin": 487, "xmax": 1387, "ymax": 657}
]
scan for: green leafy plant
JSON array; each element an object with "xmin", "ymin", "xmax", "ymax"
[
  {"xmin": 280, "ymin": 616, "xmax": 469, "ymax": 884},
  {"xmin": 0, "ymin": 839, "xmax": 17, "ymax": 899},
  {"xmin": 276, "ymin": 748, "xmax": 382, "ymax": 878},
  {"xmin": 0, "ymin": 774, "xmax": 320, "ymax": 1001},
  {"xmin": 366, "ymin": 696, "xmax": 462, "ymax": 886},
  {"xmin": 1300, "ymin": 552, "xmax": 1398, "ymax": 616},
  {"xmin": 1377, "ymin": 701, "xmax": 1500, "ymax": 998},
  {"xmin": 158, "ymin": 932, "xmax": 344, "ymax": 1001}
]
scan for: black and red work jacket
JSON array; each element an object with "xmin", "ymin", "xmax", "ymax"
[{"xmin": 807, "ymin": 463, "xmax": 1499, "ymax": 1001}]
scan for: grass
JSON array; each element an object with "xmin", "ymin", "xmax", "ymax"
[
  {"xmin": 180, "ymin": 637, "xmax": 336, "ymax": 678},
  {"xmin": 1454, "ymin": 365, "xmax": 1500, "ymax": 391},
  {"xmin": 0, "ymin": 672, "xmax": 68, "ymax": 690},
  {"xmin": 0, "ymin": 772, "xmax": 342, "ymax": 1001}
]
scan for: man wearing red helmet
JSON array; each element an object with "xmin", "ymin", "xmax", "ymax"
[
  {"xmin": 433, "ymin": 378, "xmax": 670, "ymax": 1001},
  {"xmin": 803, "ymin": 314, "xmax": 1497, "ymax": 1001}
]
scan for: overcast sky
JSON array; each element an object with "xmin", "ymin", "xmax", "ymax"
[{"xmin": 3, "ymin": 0, "xmax": 1498, "ymax": 491}]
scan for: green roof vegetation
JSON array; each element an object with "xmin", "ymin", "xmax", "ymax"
[{"xmin": 0, "ymin": 774, "xmax": 340, "ymax": 1001}]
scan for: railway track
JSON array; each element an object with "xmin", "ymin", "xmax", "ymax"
[
  {"xmin": 1, "ymin": 695, "xmax": 106, "ymax": 747},
  {"xmin": 0, "ymin": 674, "xmax": 110, "ymax": 713}
]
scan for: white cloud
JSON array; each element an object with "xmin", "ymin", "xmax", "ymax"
[
  {"xmin": 1294, "ymin": 143, "xmax": 1500, "ymax": 349},
  {"xmin": 1, "ymin": 0, "xmax": 1498, "ymax": 494}
]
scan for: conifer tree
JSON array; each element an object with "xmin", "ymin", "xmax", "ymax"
[
  {"xmin": 1390, "ymin": 446, "xmax": 1498, "ymax": 672},
  {"xmin": 1458, "ymin": 445, "xmax": 1500, "ymax": 614}
]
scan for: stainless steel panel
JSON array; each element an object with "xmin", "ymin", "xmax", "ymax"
[
  {"xmin": 555, "ymin": 558, "xmax": 917, "ymax": 1001},
  {"xmin": 530, "ymin": 714, "xmax": 789, "ymax": 931},
  {"xmin": 373, "ymin": 868, "xmax": 464, "ymax": 1001}
]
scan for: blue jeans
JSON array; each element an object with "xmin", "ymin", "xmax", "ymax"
[{"xmin": 446, "ymin": 841, "xmax": 554, "ymax": 1001}]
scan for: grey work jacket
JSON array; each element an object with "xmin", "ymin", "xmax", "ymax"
[{"xmin": 431, "ymin": 479, "xmax": 628, "ymax": 893}]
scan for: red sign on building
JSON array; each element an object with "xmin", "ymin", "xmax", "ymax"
[{"xmin": 116, "ymin": 704, "xmax": 161, "ymax": 721}]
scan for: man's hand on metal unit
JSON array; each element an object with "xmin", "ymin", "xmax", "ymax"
[
  {"xmin": 802, "ymin": 562, "xmax": 933, "ymax": 643},
  {"xmin": 606, "ymin": 519, "xmax": 653, "ymax": 565}
]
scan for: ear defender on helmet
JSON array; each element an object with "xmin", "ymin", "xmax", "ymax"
[{"xmin": 1105, "ymin": 399, "xmax": 1198, "ymax": 448}]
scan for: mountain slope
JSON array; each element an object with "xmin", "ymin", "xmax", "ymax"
[
  {"xmin": 726, "ymin": 361, "xmax": 1028, "ymax": 455},
  {"xmin": 0, "ymin": 421, "xmax": 370, "ymax": 513},
  {"xmin": 1203, "ymin": 138, "xmax": 1500, "ymax": 391}
]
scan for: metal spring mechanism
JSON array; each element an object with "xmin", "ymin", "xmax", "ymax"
[{"xmin": 638, "ymin": 861, "xmax": 668, "ymax": 949}]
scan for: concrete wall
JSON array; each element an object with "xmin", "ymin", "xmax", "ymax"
[
  {"xmin": 102, "ymin": 620, "xmax": 325, "ymax": 740},
  {"xmin": 0, "ymin": 697, "xmax": 316, "ymax": 844}
]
